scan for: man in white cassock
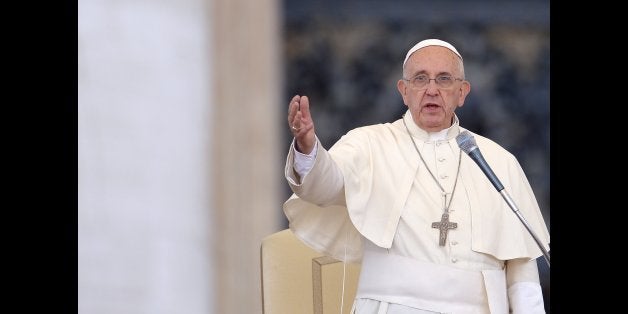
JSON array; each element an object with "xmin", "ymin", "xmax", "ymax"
[{"xmin": 284, "ymin": 39, "xmax": 550, "ymax": 314}]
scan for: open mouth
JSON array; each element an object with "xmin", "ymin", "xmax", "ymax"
[{"xmin": 423, "ymin": 103, "xmax": 441, "ymax": 111}]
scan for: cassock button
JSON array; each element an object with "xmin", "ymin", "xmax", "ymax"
[
  {"xmin": 438, "ymin": 157, "xmax": 445, "ymax": 162},
  {"xmin": 451, "ymin": 258, "xmax": 458, "ymax": 263}
]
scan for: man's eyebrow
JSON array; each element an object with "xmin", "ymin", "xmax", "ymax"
[
  {"xmin": 408, "ymin": 70, "xmax": 453, "ymax": 77},
  {"xmin": 409, "ymin": 70, "xmax": 428, "ymax": 77}
]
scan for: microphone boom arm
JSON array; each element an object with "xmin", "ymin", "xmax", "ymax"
[{"xmin": 498, "ymin": 189, "xmax": 550, "ymax": 267}]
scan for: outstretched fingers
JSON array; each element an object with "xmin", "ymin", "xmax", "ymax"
[
  {"xmin": 286, "ymin": 95, "xmax": 316, "ymax": 153},
  {"xmin": 288, "ymin": 95, "xmax": 313, "ymax": 132}
]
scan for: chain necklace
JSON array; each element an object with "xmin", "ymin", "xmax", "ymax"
[{"xmin": 402, "ymin": 116, "xmax": 462, "ymax": 246}]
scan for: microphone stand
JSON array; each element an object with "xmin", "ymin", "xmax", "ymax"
[{"xmin": 498, "ymin": 189, "xmax": 550, "ymax": 267}]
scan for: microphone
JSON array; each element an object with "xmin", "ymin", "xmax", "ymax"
[{"xmin": 456, "ymin": 130, "xmax": 504, "ymax": 191}]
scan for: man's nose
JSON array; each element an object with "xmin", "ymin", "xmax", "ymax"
[{"xmin": 425, "ymin": 80, "xmax": 439, "ymax": 95}]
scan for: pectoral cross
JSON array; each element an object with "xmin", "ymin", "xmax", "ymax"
[
  {"xmin": 431, "ymin": 192, "xmax": 457, "ymax": 246},
  {"xmin": 432, "ymin": 213, "xmax": 457, "ymax": 246}
]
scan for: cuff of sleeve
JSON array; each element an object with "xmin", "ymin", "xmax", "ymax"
[
  {"xmin": 293, "ymin": 139, "xmax": 318, "ymax": 179},
  {"xmin": 508, "ymin": 281, "xmax": 545, "ymax": 314}
]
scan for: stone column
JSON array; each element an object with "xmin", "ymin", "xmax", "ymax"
[
  {"xmin": 78, "ymin": 0, "xmax": 215, "ymax": 313},
  {"xmin": 211, "ymin": 0, "xmax": 283, "ymax": 312}
]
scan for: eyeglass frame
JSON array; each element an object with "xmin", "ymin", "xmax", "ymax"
[{"xmin": 402, "ymin": 74, "xmax": 464, "ymax": 90}]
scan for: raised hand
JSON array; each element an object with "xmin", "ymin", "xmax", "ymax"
[{"xmin": 287, "ymin": 95, "xmax": 316, "ymax": 154}]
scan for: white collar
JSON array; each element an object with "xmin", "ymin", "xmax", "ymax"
[{"xmin": 402, "ymin": 110, "xmax": 460, "ymax": 142}]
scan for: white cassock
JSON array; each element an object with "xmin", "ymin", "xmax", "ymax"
[{"xmin": 284, "ymin": 110, "xmax": 550, "ymax": 314}]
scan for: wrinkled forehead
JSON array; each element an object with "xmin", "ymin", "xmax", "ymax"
[{"xmin": 403, "ymin": 39, "xmax": 462, "ymax": 68}]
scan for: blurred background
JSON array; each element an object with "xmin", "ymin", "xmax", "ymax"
[{"xmin": 78, "ymin": 0, "xmax": 549, "ymax": 313}]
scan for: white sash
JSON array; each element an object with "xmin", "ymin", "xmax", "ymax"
[{"xmin": 355, "ymin": 249, "xmax": 508, "ymax": 314}]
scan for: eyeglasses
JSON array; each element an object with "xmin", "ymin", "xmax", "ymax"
[{"xmin": 402, "ymin": 74, "xmax": 463, "ymax": 90}]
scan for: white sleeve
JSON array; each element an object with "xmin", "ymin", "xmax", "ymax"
[
  {"xmin": 506, "ymin": 258, "xmax": 545, "ymax": 314},
  {"xmin": 292, "ymin": 139, "xmax": 318, "ymax": 179}
]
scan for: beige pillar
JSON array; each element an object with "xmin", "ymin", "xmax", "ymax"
[{"xmin": 211, "ymin": 0, "xmax": 282, "ymax": 312}]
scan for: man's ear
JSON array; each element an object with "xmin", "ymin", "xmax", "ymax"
[
  {"xmin": 458, "ymin": 80, "xmax": 471, "ymax": 107},
  {"xmin": 397, "ymin": 79, "xmax": 408, "ymax": 103}
]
